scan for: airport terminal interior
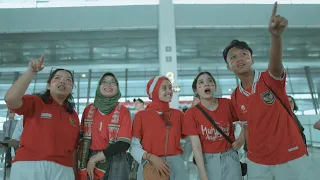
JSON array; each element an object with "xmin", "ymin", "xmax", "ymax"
[{"xmin": 0, "ymin": 0, "xmax": 319, "ymax": 179}]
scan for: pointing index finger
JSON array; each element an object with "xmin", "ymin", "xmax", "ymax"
[
  {"xmin": 40, "ymin": 55, "xmax": 44, "ymax": 64},
  {"xmin": 271, "ymin": 1, "xmax": 278, "ymax": 17}
]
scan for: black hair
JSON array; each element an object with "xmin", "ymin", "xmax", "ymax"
[
  {"xmin": 133, "ymin": 98, "xmax": 144, "ymax": 104},
  {"xmin": 222, "ymin": 39, "xmax": 253, "ymax": 64},
  {"xmin": 287, "ymin": 95, "xmax": 299, "ymax": 111},
  {"xmin": 192, "ymin": 71, "xmax": 217, "ymax": 93},
  {"xmin": 34, "ymin": 68, "xmax": 75, "ymax": 114}
]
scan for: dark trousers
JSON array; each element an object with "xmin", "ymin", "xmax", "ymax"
[
  {"xmin": 87, "ymin": 150, "xmax": 129, "ymax": 180},
  {"xmin": 5, "ymin": 147, "xmax": 18, "ymax": 165},
  {"xmin": 5, "ymin": 147, "xmax": 12, "ymax": 165}
]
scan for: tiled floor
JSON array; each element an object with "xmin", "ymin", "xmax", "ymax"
[{"xmin": 0, "ymin": 147, "xmax": 319, "ymax": 180}]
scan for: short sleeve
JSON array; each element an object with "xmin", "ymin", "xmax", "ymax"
[
  {"xmin": 80, "ymin": 106, "xmax": 89, "ymax": 139},
  {"xmin": 73, "ymin": 115, "xmax": 81, "ymax": 150},
  {"xmin": 132, "ymin": 111, "xmax": 143, "ymax": 139},
  {"xmin": 182, "ymin": 109, "xmax": 198, "ymax": 136},
  {"xmin": 179, "ymin": 111, "xmax": 187, "ymax": 138},
  {"xmin": 228, "ymin": 99, "xmax": 239, "ymax": 122},
  {"xmin": 9, "ymin": 95, "xmax": 36, "ymax": 117},
  {"xmin": 116, "ymin": 107, "xmax": 132, "ymax": 144},
  {"xmin": 262, "ymin": 70, "xmax": 290, "ymax": 111},
  {"xmin": 231, "ymin": 90, "xmax": 247, "ymax": 125},
  {"xmin": 263, "ymin": 69, "xmax": 286, "ymax": 94}
]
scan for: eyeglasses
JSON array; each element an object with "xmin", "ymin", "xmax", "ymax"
[{"xmin": 100, "ymin": 80, "xmax": 117, "ymax": 86}]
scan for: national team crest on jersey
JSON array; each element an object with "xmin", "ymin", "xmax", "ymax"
[{"xmin": 260, "ymin": 90, "xmax": 275, "ymax": 104}]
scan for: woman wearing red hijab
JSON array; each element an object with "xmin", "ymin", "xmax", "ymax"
[{"xmin": 130, "ymin": 76, "xmax": 187, "ymax": 180}]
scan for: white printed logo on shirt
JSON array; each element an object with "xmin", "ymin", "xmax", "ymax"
[
  {"xmin": 201, "ymin": 123, "xmax": 230, "ymax": 141},
  {"xmin": 40, "ymin": 113, "xmax": 52, "ymax": 119},
  {"xmin": 288, "ymin": 146, "xmax": 299, "ymax": 152}
]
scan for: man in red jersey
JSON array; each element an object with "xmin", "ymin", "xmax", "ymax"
[{"xmin": 222, "ymin": 2, "xmax": 318, "ymax": 180}]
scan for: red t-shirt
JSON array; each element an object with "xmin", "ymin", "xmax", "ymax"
[
  {"xmin": 132, "ymin": 108, "xmax": 183, "ymax": 157},
  {"xmin": 231, "ymin": 70, "xmax": 307, "ymax": 165},
  {"xmin": 183, "ymin": 98, "xmax": 236, "ymax": 153},
  {"xmin": 81, "ymin": 103, "xmax": 132, "ymax": 150},
  {"xmin": 9, "ymin": 95, "xmax": 80, "ymax": 167}
]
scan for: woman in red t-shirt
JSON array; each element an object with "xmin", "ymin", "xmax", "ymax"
[
  {"xmin": 5, "ymin": 57, "xmax": 80, "ymax": 180},
  {"xmin": 78, "ymin": 72, "xmax": 132, "ymax": 180},
  {"xmin": 130, "ymin": 76, "xmax": 187, "ymax": 180},
  {"xmin": 183, "ymin": 71, "xmax": 245, "ymax": 180}
]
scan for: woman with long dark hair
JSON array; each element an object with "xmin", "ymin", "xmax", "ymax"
[
  {"xmin": 5, "ymin": 56, "xmax": 80, "ymax": 180},
  {"xmin": 183, "ymin": 71, "xmax": 244, "ymax": 180},
  {"xmin": 130, "ymin": 76, "xmax": 187, "ymax": 180},
  {"xmin": 78, "ymin": 72, "xmax": 132, "ymax": 180}
]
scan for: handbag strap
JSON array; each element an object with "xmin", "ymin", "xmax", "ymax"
[
  {"xmin": 164, "ymin": 127, "xmax": 169, "ymax": 161},
  {"xmin": 196, "ymin": 105, "xmax": 233, "ymax": 144},
  {"xmin": 159, "ymin": 110, "xmax": 171, "ymax": 161}
]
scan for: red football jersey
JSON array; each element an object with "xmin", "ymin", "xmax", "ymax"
[
  {"xmin": 231, "ymin": 70, "xmax": 306, "ymax": 165},
  {"xmin": 10, "ymin": 95, "xmax": 80, "ymax": 167}
]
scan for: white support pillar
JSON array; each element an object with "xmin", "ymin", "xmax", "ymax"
[{"xmin": 158, "ymin": 0, "xmax": 179, "ymax": 109}]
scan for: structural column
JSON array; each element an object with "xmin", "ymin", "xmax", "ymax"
[{"xmin": 158, "ymin": 0, "xmax": 179, "ymax": 109}]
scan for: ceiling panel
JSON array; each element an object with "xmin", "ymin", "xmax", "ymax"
[
  {"xmin": 0, "ymin": 30, "xmax": 159, "ymax": 66},
  {"xmin": 1, "ymin": 28, "xmax": 319, "ymax": 69},
  {"xmin": 176, "ymin": 28, "xmax": 320, "ymax": 63}
]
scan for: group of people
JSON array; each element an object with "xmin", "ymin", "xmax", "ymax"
[{"xmin": 2, "ymin": 2, "xmax": 319, "ymax": 180}]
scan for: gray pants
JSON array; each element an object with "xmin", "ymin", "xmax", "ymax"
[
  {"xmin": 247, "ymin": 155, "xmax": 318, "ymax": 180},
  {"xmin": 137, "ymin": 154, "xmax": 187, "ymax": 180},
  {"xmin": 10, "ymin": 161, "xmax": 74, "ymax": 180},
  {"xmin": 203, "ymin": 149, "xmax": 242, "ymax": 180}
]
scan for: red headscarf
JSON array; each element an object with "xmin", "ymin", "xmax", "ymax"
[{"xmin": 146, "ymin": 76, "xmax": 170, "ymax": 112}]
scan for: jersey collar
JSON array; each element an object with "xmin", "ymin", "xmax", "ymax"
[{"xmin": 239, "ymin": 69, "xmax": 261, "ymax": 96}]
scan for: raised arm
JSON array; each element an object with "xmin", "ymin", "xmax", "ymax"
[
  {"xmin": 268, "ymin": 2, "xmax": 288, "ymax": 78},
  {"xmin": 5, "ymin": 56, "xmax": 44, "ymax": 109}
]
